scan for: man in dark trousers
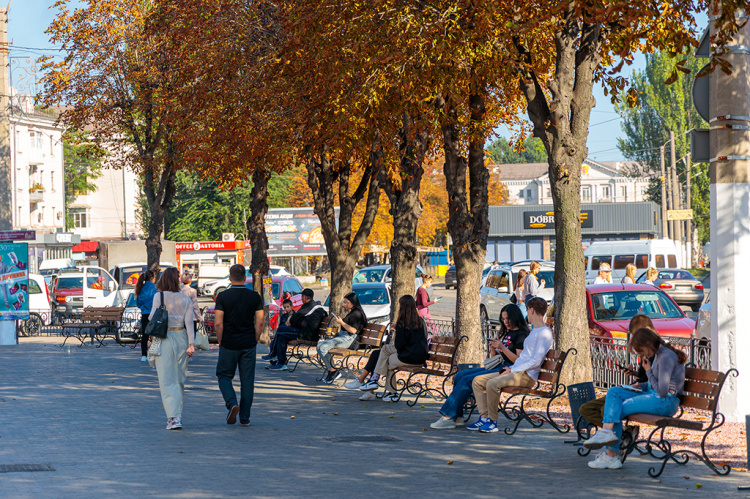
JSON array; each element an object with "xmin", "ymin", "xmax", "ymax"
[
  {"xmin": 214, "ymin": 264, "xmax": 265, "ymax": 426},
  {"xmin": 263, "ymin": 288, "xmax": 327, "ymax": 371}
]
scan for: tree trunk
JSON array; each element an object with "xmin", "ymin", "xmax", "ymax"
[
  {"xmin": 143, "ymin": 152, "xmax": 177, "ymax": 273},
  {"xmin": 439, "ymin": 93, "xmax": 489, "ymax": 364},
  {"xmin": 384, "ymin": 115, "xmax": 429, "ymax": 321},
  {"xmin": 248, "ymin": 167, "xmax": 271, "ymax": 341},
  {"xmin": 306, "ymin": 143, "xmax": 382, "ymax": 316}
]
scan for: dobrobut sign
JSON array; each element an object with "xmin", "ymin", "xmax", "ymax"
[{"xmin": 523, "ymin": 210, "xmax": 593, "ymax": 229}]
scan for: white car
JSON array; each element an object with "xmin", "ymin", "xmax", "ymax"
[
  {"xmin": 324, "ymin": 282, "xmax": 392, "ymax": 326},
  {"xmin": 694, "ymin": 290, "xmax": 711, "ymax": 342},
  {"xmin": 479, "ymin": 264, "xmax": 555, "ymax": 324},
  {"xmin": 202, "ymin": 265, "xmax": 291, "ymax": 297},
  {"xmin": 353, "ymin": 264, "xmax": 425, "ymax": 291},
  {"xmin": 19, "ymin": 273, "xmax": 53, "ymax": 336}
]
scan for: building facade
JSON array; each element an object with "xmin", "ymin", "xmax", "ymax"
[{"xmin": 498, "ymin": 158, "xmax": 651, "ymax": 205}]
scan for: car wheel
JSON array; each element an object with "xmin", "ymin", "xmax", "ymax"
[
  {"xmin": 52, "ymin": 310, "xmax": 64, "ymax": 326},
  {"xmin": 480, "ymin": 306, "xmax": 489, "ymax": 325},
  {"xmin": 691, "ymin": 304, "xmax": 701, "ymax": 313},
  {"xmin": 23, "ymin": 312, "xmax": 43, "ymax": 337}
]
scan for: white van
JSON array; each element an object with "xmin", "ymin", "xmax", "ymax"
[{"xmin": 584, "ymin": 239, "xmax": 680, "ymax": 284}]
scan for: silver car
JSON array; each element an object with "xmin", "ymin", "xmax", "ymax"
[
  {"xmin": 636, "ymin": 268, "xmax": 704, "ymax": 312},
  {"xmin": 479, "ymin": 265, "xmax": 555, "ymax": 324},
  {"xmin": 324, "ymin": 282, "xmax": 392, "ymax": 326},
  {"xmin": 694, "ymin": 291, "xmax": 711, "ymax": 342}
]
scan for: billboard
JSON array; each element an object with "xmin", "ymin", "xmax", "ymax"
[
  {"xmin": 0, "ymin": 242, "xmax": 29, "ymax": 321},
  {"xmin": 266, "ymin": 208, "xmax": 337, "ymax": 256},
  {"xmin": 523, "ymin": 210, "xmax": 593, "ymax": 229}
]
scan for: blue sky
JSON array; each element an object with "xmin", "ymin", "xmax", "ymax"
[{"xmin": 8, "ymin": 1, "xmax": 705, "ymax": 162}]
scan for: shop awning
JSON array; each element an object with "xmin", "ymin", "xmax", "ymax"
[{"xmin": 72, "ymin": 240, "xmax": 99, "ymax": 253}]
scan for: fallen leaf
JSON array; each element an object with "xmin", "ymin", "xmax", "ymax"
[
  {"xmin": 422, "ymin": 428, "xmax": 428, "ymax": 431},
  {"xmin": 291, "ymin": 416, "xmax": 295, "ymax": 419},
  {"xmin": 333, "ymin": 412, "xmax": 339, "ymax": 416},
  {"xmin": 389, "ymin": 415, "xmax": 395, "ymax": 418},
  {"xmin": 683, "ymin": 476, "xmax": 690, "ymax": 480},
  {"xmin": 695, "ymin": 483, "xmax": 702, "ymax": 489},
  {"xmin": 331, "ymin": 398, "xmax": 336, "ymax": 401},
  {"xmin": 420, "ymin": 405, "xmax": 425, "ymax": 408},
  {"xmin": 446, "ymin": 461, "xmax": 454, "ymax": 465},
  {"xmin": 178, "ymin": 451, "xmax": 183, "ymax": 453}
]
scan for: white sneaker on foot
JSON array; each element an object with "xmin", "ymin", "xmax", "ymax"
[
  {"xmin": 430, "ymin": 416, "xmax": 457, "ymax": 429},
  {"xmin": 583, "ymin": 429, "xmax": 619, "ymax": 450},
  {"xmin": 359, "ymin": 391, "xmax": 377, "ymax": 401},
  {"xmin": 141, "ymin": 356, "xmax": 148, "ymax": 362},
  {"xmin": 588, "ymin": 451, "xmax": 622, "ymax": 469},
  {"xmin": 345, "ymin": 380, "xmax": 361, "ymax": 389}
]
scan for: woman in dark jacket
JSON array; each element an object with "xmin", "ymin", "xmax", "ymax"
[
  {"xmin": 360, "ymin": 295, "xmax": 428, "ymax": 402},
  {"xmin": 135, "ymin": 270, "xmax": 157, "ymax": 362}
]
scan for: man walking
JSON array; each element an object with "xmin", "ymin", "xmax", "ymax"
[
  {"xmin": 263, "ymin": 288, "xmax": 327, "ymax": 371},
  {"xmin": 214, "ymin": 264, "xmax": 265, "ymax": 426}
]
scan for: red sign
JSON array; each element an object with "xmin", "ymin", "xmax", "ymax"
[{"xmin": 175, "ymin": 241, "xmax": 250, "ymax": 252}]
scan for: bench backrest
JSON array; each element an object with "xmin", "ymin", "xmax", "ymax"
[
  {"xmin": 359, "ymin": 323, "xmax": 386, "ymax": 348},
  {"xmin": 317, "ymin": 315, "xmax": 334, "ymax": 337},
  {"xmin": 537, "ymin": 349, "xmax": 571, "ymax": 386},
  {"xmin": 82, "ymin": 306, "xmax": 125, "ymax": 322},
  {"xmin": 681, "ymin": 367, "xmax": 729, "ymax": 413},
  {"xmin": 426, "ymin": 335, "xmax": 464, "ymax": 369}
]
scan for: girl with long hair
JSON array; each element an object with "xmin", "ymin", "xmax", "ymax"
[
  {"xmin": 621, "ymin": 264, "xmax": 637, "ymax": 284},
  {"xmin": 318, "ymin": 291, "xmax": 367, "ymax": 384},
  {"xmin": 416, "ymin": 274, "xmax": 439, "ymax": 334},
  {"xmin": 430, "ymin": 303, "xmax": 530, "ymax": 429},
  {"xmin": 523, "ymin": 261, "xmax": 546, "ymax": 303},
  {"xmin": 584, "ymin": 327, "xmax": 686, "ymax": 469},
  {"xmin": 359, "ymin": 295, "xmax": 429, "ymax": 402},
  {"xmin": 135, "ymin": 270, "xmax": 157, "ymax": 362}
]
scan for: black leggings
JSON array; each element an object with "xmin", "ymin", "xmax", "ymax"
[
  {"xmin": 363, "ymin": 349, "xmax": 381, "ymax": 373},
  {"xmin": 140, "ymin": 314, "xmax": 150, "ymax": 357}
]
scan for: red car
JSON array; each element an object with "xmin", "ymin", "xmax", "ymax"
[
  {"xmin": 204, "ymin": 276, "xmax": 306, "ymax": 337},
  {"xmin": 586, "ymin": 283, "xmax": 696, "ymax": 339}
]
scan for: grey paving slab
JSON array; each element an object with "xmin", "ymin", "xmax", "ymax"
[{"xmin": 0, "ymin": 339, "xmax": 748, "ymax": 498}]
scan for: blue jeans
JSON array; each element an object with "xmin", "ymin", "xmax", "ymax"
[
  {"xmin": 216, "ymin": 346, "xmax": 257, "ymax": 423},
  {"xmin": 602, "ymin": 384, "xmax": 680, "ymax": 452},
  {"xmin": 272, "ymin": 326, "xmax": 300, "ymax": 366},
  {"xmin": 439, "ymin": 365, "xmax": 507, "ymax": 421},
  {"xmin": 317, "ymin": 333, "xmax": 357, "ymax": 371}
]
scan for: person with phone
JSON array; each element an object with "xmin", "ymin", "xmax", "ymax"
[
  {"xmin": 583, "ymin": 326, "xmax": 686, "ymax": 470},
  {"xmin": 416, "ymin": 274, "xmax": 438, "ymax": 335}
]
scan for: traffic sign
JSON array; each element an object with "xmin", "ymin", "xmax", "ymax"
[{"xmin": 667, "ymin": 210, "xmax": 694, "ymax": 221}]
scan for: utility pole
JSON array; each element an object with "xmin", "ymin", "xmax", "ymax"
[
  {"xmin": 709, "ymin": 6, "xmax": 750, "ymax": 423},
  {"xmin": 659, "ymin": 146, "xmax": 669, "ymax": 239},
  {"xmin": 0, "ymin": 6, "xmax": 11, "ymax": 230},
  {"xmin": 685, "ymin": 156, "xmax": 693, "ymax": 267},
  {"xmin": 669, "ymin": 131, "xmax": 683, "ymax": 261}
]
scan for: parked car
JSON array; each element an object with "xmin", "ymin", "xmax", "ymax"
[
  {"xmin": 586, "ymin": 283, "xmax": 695, "ymax": 339},
  {"xmin": 479, "ymin": 265, "xmax": 555, "ymax": 324},
  {"xmin": 353, "ymin": 264, "xmax": 425, "ymax": 290},
  {"xmin": 323, "ymin": 282, "xmax": 392, "ymax": 326},
  {"xmin": 269, "ymin": 265, "xmax": 291, "ymax": 276},
  {"xmin": 202, "ymin": 266, "xmax": 290, "ymax": 297},
  {"xmin": 635, "ymin": 268, "xmax": 704, "ymax": 311},
  {"xmin": 444, "ymin": 266, "xmax": 457, "ymax": 289},
  {"xmin": 203, "ymin": 275, "xmax": 306, "ymax": 340},
  {"xmin": 119, "ymin": 292, "xmax": 141, "ymax": 338},
  {"xmin": 50, "ymin": 267, "xmax": 119, "ymax": 322},
  {"xmin": 694, "ymin": 290, "xmax": 711, "ymax": 342},
  {"xmin": 38, "ymin": 258, "xmax": 76, "ymax": 286},
  {"xmin": 584, "ymin": 239, "xmax": 680, "ymax": 284},
  {"xmin": 109, "ymin": 262, "xmax": 175, "ymax": 303},
  {"xmin": 18, "ymin": 273, "xmax": 52, "ymax": 336}
]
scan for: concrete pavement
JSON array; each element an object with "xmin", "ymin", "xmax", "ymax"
[{"xmin": 0, "ymin": 338, "xmax": 747, "ymax": 498}]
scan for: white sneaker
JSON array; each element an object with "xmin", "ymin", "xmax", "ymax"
[
  {"xmin": 166, "ymin": 417, "xmax": 183, "ymax": 430},
  {"xmin": 430, "ymin": 416, "xmax": 457, "ymax": 429},
  {"xmin": 141, "ymin": 356, "xmax": 148, "ymax": 362},
  {"xmin": 359, "ymin": 391, "xmax": 377, "ymax": 401},
  {"xmin": 582, "ymin": 429, "xmax": 619, "ymax": 450},
  {"xmin": 345, "ymin": 380, "xmax": 361, "ymax": 389},
  {"xmin": 382, "ymin": 392, "xmax": 398, "ymax": 403},
  {"xmin": 588, "ymin": 451, "xmax": 623, "ymax": 469}
]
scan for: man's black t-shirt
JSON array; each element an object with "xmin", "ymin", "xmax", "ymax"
[{"xmin": 215, "ymin": 286, "xmax": 263, "ymax": 350}]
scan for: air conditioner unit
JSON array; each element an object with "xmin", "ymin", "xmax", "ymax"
[{"xmin": 222, "ymin": 233, "xmax": 236, "ymax": 242}]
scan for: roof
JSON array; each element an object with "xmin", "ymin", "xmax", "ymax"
[
  {"xmin": 494, "ymin": 163, "xmax": 549, "ymax": 180},
  {"xmin": 586, "ymin": 283, "xmax": 663, "ymax": 292}
]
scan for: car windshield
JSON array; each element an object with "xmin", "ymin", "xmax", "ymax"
[
  {"xmin": 353, "ymin": 269, "xmax": 385, "ymax": 283},
  {"xmin": 324, "ymin": 286, "xmax": 389, "ymax": 306},
  {"xmin": 120, "ymin": 266, "xmax": 146, "ymax": 289},
  {"xmin": 28, "ymin": 280, "xmax": 42, "ymax": 294},
  {"xmin": 244, "ymin": 281, "xmax": 281, "ymax": 300},
  {"xmin": 56, "ymin": 277, "xmax": 83, "ymax": 290},
  {"xmin": 591, "ymin": 290, "xmax": 684, "ymax": 321},
  {"xmin": 39, "ymin": 268, "xmax": 57, "ymax": 276},
  {"xmin": 656, "ymin": 270, "xmax": 695, "ymax": 281},
  {"xmin": 125, "ymin": 293, "xmax": 138, "ymax": 307},
  {"xmin": 536, "ymin": 271, "xmax": 555, "ymax": 285}
]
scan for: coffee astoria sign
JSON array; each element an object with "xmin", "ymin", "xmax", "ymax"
[{"xmin": 523, "ymin": 210, "xmax": 593, "ymax": 229}]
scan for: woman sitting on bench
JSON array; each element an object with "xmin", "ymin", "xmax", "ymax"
[
  {"xmin": 430, "ymin": 303, "xmax": 529, "ymax": 429},
  {"xmin": 583, "ymin": 327, "xmax": 687, "ymax": 470}
]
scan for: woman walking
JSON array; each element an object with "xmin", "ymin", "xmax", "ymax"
[
  {"xmin": 318, "ymin": 292, "xmax": 367, "ymax": 384},
  {"xmin": 135, "ymin": 270, "xmax": 157, "ymax": 362},
  {"xmin": 359, "ymin": 295, "xmax": 429, "ymax": 402},
  {"xmin": 523, "ymin": 261, "xmax": 546, "ymax": 304},
  {"xmin": 416, "ymin": 274, "xmax": 439, "ymax": 335},
  {"xmin": 621, "ymin": 264, "xmax": 636, "ymax": 284},
  {"xmin": 149, "ymin": 267, "xmax": 196, "ymax": 430},
  {"xmin": 643, "ymin": 267, "xmax": 658, "ymax": 286}
]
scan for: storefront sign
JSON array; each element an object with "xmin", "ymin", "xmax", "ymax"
[
  {"xmin": 666, "ymin": 209, "xmax": 694, "ymax": 221},
  {"xmin": 523, "ymin": 210, "xmax": 593, "ymax": 229},
  {"xmin": 0, "ymin": 230, "xmax": 35, "ymax": 242},
  {"xmin": 0, "ymin": 242, "xmax": 29, "ymax": 321},
  {"xmin": 175, "ymin": 241, "xmax": 250, "ymax": 252},
  {"xmin": 266, "ymin": 208, "xmax": 337, "ymax": 256}
]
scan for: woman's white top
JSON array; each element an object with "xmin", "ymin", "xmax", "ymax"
[{"xmin": 149, "ymin": 291, "xmax": 195, "ymax": 343}]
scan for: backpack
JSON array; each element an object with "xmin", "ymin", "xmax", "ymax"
[{"xmin": 144, "ymin": 291, "xmax": 169, "ymax": 339}]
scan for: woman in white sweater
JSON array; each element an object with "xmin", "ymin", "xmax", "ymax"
[{"xmin": 149, "ymin": 267, "xmax": 195, "ymax": 430}]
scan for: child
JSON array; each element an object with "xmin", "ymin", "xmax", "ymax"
[{"xmin": 278, "ymin": 299, "xmax": 294, "ymax": 330}]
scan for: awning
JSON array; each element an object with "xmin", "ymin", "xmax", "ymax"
[{"xmin": 72, "ymin": 240, "xmax": 98, "ymax": 253}]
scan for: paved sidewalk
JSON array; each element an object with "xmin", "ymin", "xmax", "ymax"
[{"xmin": 0, "ymin": 339, "xmax": 748, "ymax": 498}]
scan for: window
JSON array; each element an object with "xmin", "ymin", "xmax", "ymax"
[
  {"xmin": 667, "ymin": 255, "xmax": 677, "ymax": 268},
  {"xmin": 640, "ymin": 186, "xmax": 648, "ymax": 196},
  {"xmin": 526, "ymin": 189, "xmax": 532, "ymax": 199},
  {"xmin": 635, "ymin": 254, "xmax": 649, "ymax": 268},
  {"xmin": 581, "ymin": 186, "xmax": 591, "ymax": 202},
  {"xmin": 613, "ymin": 255, "xmax": 634, "ymax": 269},
  {"xmin": 518, "ymin": 189, "xmax": 524, "ymax": 198},
  {"xmin": 29, "ymin": 131, "xmax": 43, "ymax": 150},
  {"xmin": 546, "ymin": 188, "xmax": 551, "ymax": 198},
  {"xmin": 601, "ymin": 185, "xmax": 611, "ymax": 199},
  {"xmin": 655, "ymin": 255, "xmax": 665, "ymax": 267},
  {"xmin": 50, "ymin": 172, "xmax": 55, "ymax": 191},
  {"xmin": 71, "ymin": 208, "xmax": 88, "ymax": 228},
  {"xmin": 620, "ymin": 186, "xmax": 627, "ymax": 201},
  {"xmin": 591, "ymin": 256, "xmax": 611, "ymax": 270},
  {"xmin": 28, "ymin": 279, "xmax": 42, "ymax": 294}
]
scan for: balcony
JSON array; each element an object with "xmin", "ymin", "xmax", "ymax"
[{"xmin": 29, "ymin": 190, "xmax": 44, "ymax": 203}]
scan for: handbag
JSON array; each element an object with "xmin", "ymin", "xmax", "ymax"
[
  {"xmin": 144, "ymin": 291, "xmax": 169, "ymax": 339},
  {"xmin": 510, "ymin": 294, "xmax": 518, "ymax": 304},
  {"xmin": 194, "ymin": 329, "xmax": 210, "ymax": 351},
  {"xmin": 483, "ymin": 354, "xmax": 504, "ymax": 370}
]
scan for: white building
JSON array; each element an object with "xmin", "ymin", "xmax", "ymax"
[
  {"xmin": 497, "ymin": 158, "xmax": 651, "ymax": 205},
  {"xmin": 9, "ymin": 93, "xmax": 65, "ymax": 231}
]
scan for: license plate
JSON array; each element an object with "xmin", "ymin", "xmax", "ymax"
[{"xmin": 676, "ymin": 285, "xmax": 692, "ymax": 291}]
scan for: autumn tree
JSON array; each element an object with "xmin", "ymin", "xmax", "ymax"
[{"xmin": 40, "ymin": 0, "xmax": 181, "ymax": 271}]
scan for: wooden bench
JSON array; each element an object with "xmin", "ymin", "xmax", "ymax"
[
  {"xmin": 324, "ymin": 323, "xmax": 387, "ymax": 382},
  {"xmin": 286, "ymin": 315, "xmax": 335, "ymax": 372},
  {"xmin": 618, "ymin": 367, "xmax": 739, "ymax": 478},
  {"xmin": 60, "ymin": 306, "xmax": 126, "ymax": 348},
  {"xmin": 391, "ymin": 335, "xmax": 468, "ymax": 406},
  {"xmin": 499, "ymin": 348, "xmax": 576, "ymax": 435}
]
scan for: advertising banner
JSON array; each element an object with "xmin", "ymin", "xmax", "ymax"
[
  {"xmin": 523, "ymin": 210, "xmax": 593, "ymax": 229},
  {"xmin": 265, "ymin": 208, "xmax": 338, "ymax": 256},
  {"xmin": 0, "ymin": 242, "xmax": 29, "ymax": 321}
]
